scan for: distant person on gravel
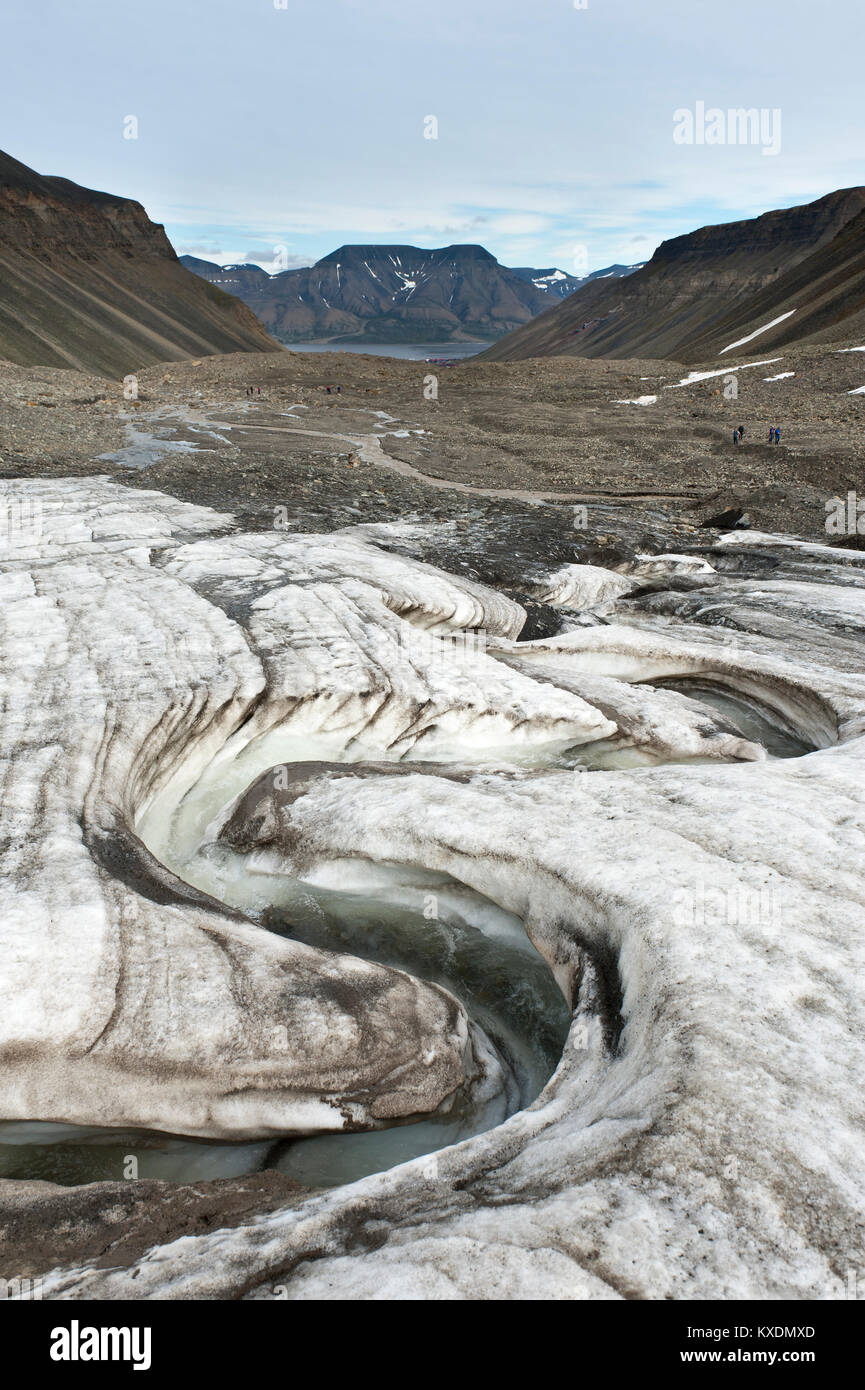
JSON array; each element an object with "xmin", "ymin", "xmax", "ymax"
[
  {"xmin": 738, "ymin": 426, "xmax": 745, "ymax": 442},
  {"xmin": 775, "ymin": 426, "xmax": 781, "ymax": 445}
]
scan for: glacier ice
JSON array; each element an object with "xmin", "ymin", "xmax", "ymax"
[{"xmin": 1, "ymin": 476, "xmax": 864, "ymax": 1300}]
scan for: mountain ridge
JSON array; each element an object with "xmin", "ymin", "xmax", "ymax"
[
  {"xmin": 0, "ymin": 149, "xmax": 280, "ymax": 377},
  {"xmin": 478, "ymin": 188, "xmax": 865, "ymax": 362},
  {"xmin": 180, "ymin": 245, "xmax": 641, "ymax": 344}
]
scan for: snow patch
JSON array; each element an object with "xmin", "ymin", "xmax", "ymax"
[
  {"xmin": 666, "ymin": 360, "xmax": 784, "ymax": 389},
  {"xmin": 719, "ymin": 312, "xmax": 796, "ymax": 354}
]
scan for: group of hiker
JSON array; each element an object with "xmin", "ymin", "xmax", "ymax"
[
  {"xmin": 243, "ymin": 384, "xmax": 343, "ymax": 396},
  {"xmin": 732, "ymin": 425, "xmax": 782, "ymax": 445}
]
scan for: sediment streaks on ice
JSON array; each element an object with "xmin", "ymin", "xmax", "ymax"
[{"xmin": 3, "ymin": 477, "xmax": 865, "ymax": 1299}]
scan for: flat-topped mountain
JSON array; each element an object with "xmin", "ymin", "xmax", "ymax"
[
  {"xmin": 479, "ymin": 188, "xmax": 865, "ymax": 362},
  {"xmin": 180, "ymin": 245, "xmax": 637, "ymax": 343},
  {"xmin": 0, "ymin": 150, "xmax": 280, "ymax": 377}
]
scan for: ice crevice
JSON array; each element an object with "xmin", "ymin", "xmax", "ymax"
[{"xmin": 2, "ymin": 479, "xmax": 865, "ymax": 1298}]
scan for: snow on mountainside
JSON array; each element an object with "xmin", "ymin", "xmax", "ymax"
[
  {"xmin": 511, "ymin": 262, "xmax": 643, "ymax": 297},
  {"xmin": 180, "ymin": 246, "xmax": 639, "ymax": 344},
  {"xmin": 480, "ymin": 188, "xmax": 865, "ymax": 363}
]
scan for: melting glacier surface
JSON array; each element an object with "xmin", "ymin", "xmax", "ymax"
[
  {"xmin": 0, "ymin": 668, "xmax": 812, "ymax": 1191},
  {"xmin": 0, "ymin": 731, "xmax": 571, "ymax": 1189}
]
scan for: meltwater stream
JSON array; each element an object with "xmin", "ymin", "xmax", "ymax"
[
  {"xmin": 0, "ymin": 732, "xmax": 571, "ymax": 1191},
  {"xmin": 650, "ymin": 679, "xmax": 815, "ymax": 759},
  {"xmin": 0, "ymin": 677, "xmax": 812, "ymax": 1190}
]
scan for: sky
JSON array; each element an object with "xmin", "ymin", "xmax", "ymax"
[{"xmin": 3, "ymin": 0, "xmax": 864, "ymax": 275}]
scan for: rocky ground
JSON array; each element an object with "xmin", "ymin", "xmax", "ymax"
[{"xmin": 2, "ymin": 342, "xmax": 863, "ymax": 579}]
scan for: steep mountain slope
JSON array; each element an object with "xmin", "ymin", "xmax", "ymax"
[
  {"xmin": 681, "ymin": 203, "xmax": 865, "ymax": 358},
  {"xmin": 479, "ymin": 188, "xmax": 865, "ymax": 363},
  {"xmin": 180, "ymin": 244, "xmax": 595, "ymax": 343},
  {"xmin": 0, "ymin": 150, "xmax": 280, "ymax": 377}
]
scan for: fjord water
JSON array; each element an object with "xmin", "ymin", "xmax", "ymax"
[{"xmin": 282, "ymin": 341, "xmax": 487, "ymax": 359}]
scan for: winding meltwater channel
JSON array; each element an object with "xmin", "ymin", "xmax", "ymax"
[
  {"xmin": 0, "ymin": 665, "xmax": 816, "ymax": 1192},
  {"xmin": 0, "ymin": 727, "xmax": 575, "ymax": 1190}
]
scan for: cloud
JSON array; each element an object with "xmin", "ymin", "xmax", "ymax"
[
  {"xmin": 172, "ymin": 241, "xmax": 315, "ymax": 272},
  {"xmin": 243, "ymin": 249, "xmax": 315, "ymax": 272},
  {"xmin": 174, "ymin": 242, "xmax": 230, "ymax": 259},
  {"xmin": 8, "ymin": 0, "xmax": 862, "ymax": 276}
]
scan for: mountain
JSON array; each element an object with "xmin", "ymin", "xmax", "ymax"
[
  {"xmin": 479, "ymin": 188, "xmax": 865, "ymax": 363},
  {"xmin": 0, "ymin": 150, "xmax": 280, "ymax": 377},
  {"xmin": 179, "ymin": 245, "xmax": 605, "ymax": 343},
  {"xmin": 510, "ymin": 262, "xmax": 643, "ymax": 298}
]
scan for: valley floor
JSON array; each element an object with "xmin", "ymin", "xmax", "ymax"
[{"xmin": 2, "ymin": 340, "xmax": 864, "ymax": 556}]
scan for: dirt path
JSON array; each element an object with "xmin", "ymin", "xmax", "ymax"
[{"xmin": 206, "ymin": 418, "xmax": 704, "ymax": 506}]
